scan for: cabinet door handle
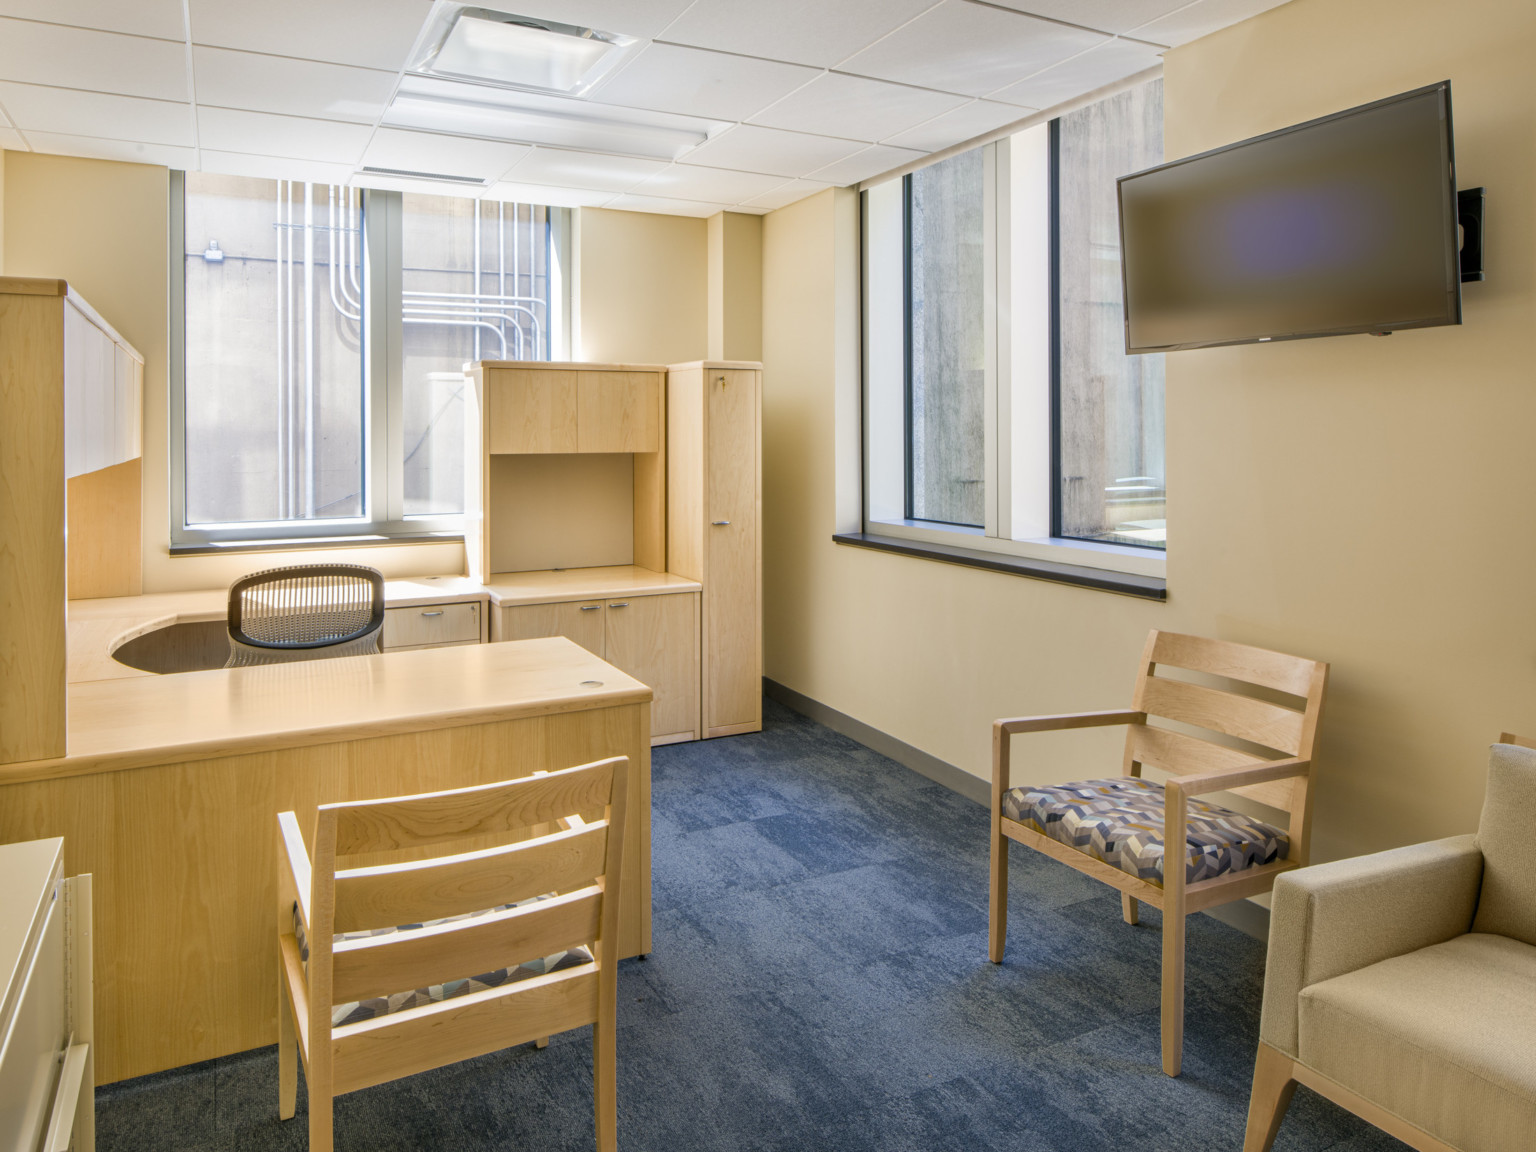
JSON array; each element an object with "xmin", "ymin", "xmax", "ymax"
[
  {"xmin": 712, "ymin": 520, "xmax": 730, "ymax": 526},
  {"xmin": 609, "ymin": 601, "xmax": 629, "ymax": 608},
  {"xmin": 579, "ymin": 605, "xmax": 601, "ymax": 611},
  {"xmin": 421, "ymin": 610, "xmax": 444, "ymax": 617}
]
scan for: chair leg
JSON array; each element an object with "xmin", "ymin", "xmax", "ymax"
[
  {"xmin": 1243, "ymin": 1043, "xmax": 1298, "ymax": 1152},
  {"xmin": 989, "ymin": 819, "xmax": 1008, "ymax": 963},
  {"xmin": 277, "ymin": 966, "xmax": 297, "ymax": 1121},
  {"xmin": 1160, "ymin": 900, "xmax": 1185, "ymax": 1077},
  {"xmin": 1121, "ymin": 893, "xmax": 1139, "ymax": 925},
  {"xmin": 308, "ymin": 1089, "xmax": 333, "ymax": 1152},
  {"xmin": 593, "ymin": 1016, "xmax": 617, "ymax": 1152}
]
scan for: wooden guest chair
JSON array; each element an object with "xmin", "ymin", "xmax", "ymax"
[
  {"xmin": 276, "ymin": 758, "xmax": 629, "ymax": 1152},
  {"xmin": 989, "ymin": 630, "xmax": 1329, "ymax": 1077}
]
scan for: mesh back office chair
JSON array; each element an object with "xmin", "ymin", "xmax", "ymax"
[{"xmin": 225, "ymin": 564, "xmax": 386, "ymax": 668}]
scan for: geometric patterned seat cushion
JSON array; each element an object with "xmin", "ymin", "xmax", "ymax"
[
  {"xmin": 293, "ymin": 897, "xmax": 594, "ymax": 1027},
  {"xmin": 1001, "ymin": 776, "xmax": 1289, "ymax": 887}
]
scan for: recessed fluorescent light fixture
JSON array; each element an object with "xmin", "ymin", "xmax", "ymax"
[
  {"xmin": 358, "ymin": 166, "xmax": 490, "ymax": 186},
  {"xmin": 384, "ymin": 75, "xmax": 728, "ymax": 162},
  {"xmin": 407, "ymin": 3, "xmax": 635, "ymax": 95}
]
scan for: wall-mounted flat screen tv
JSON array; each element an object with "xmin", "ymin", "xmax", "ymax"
[{"xmin": 1118, "ymin": 81, "xmax": 1460, "ymax": 353}]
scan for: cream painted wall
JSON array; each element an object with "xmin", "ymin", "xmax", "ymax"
[
  {"xmin": 761, "ymin": 0, "xmax": 1536, "ymax": 866},
  {"xmin": 707, "ymin": 211, "xmax": 763, "ymax": 362},
  {"xmin": 574, "ymin": 206, "xmax": 707, "ymax": 364}
]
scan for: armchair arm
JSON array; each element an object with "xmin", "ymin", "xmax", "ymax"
[
  {"xmin": 992, "ymin": 710, "xmax": 1146, "ymax": 798},
  {"xmin": 277, "ymin": 811, "xmax": 312, "ymax": 932},
  {"xmin": 1259, "ymin": 834, "xmax": 1482, "ymax": 1056},
  {"xmin": 1173, "ymin": 757, "xmax": 1309, "ymax": 798}
]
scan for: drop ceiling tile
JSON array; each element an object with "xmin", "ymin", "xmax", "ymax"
[
  {"xmin": 0, "ymin": 18, "xmax": 188, "ymax": 101},
  {"xmin": 742, "ymin": 178, "xmax": 833, "ymax": 211},
  {"xmin": 0, "ymin": 82, "xmax": 194, "ymax": 146},
  {"xmin": 483, "ymin": 180, "xmax": 615, "ymax": 208},
  {"xmin": 660, "ymin": 0, "xmax": 937, "ymax": 70},
  {"xmin": 473, "ymin": 0, "xmax": 696, "ymax": 40},
  {"xmin": 985, "ymin": 1, "xmax": 1187, "ymax": 37},
  {"xmin": 805, "ymin": 143, "xmax": 927, "ymax": 186},
  {"xmin": 750, "ymin": 73, "xmax": 968, "ymax": 144},
  {"xmin": 1128, "ymin": 0, "xmax": 1290, "ymax": 46},
  {"xmin": 603, "ymin": 192, "xmax": 733, "ymax": 218},
  {"xmin": 839, "ymin": 1, "xmax": 1105, "ymax": 99},
  {"xmin": 21, "ymin": 130, "xmax": 195, "ymax": 168},
  {"xmin": 632, "ymin": 164, "xmax": 789, "ymax": 204},
  {"xmin": 989, "ymin": 37, "xmax": 1164, "ymax": 109},
  {"xmin": 0, "ymin": 1, "xmax": 185, "ymax": 39},
  {"xmin": 362, "ymin": 127, "xmax": 531, "ymax": 183},
  {"xmin": 882, "ymin": 99, "xmax": 1029, "ymax": 151},
  {"xmin": 197, "ymin": 107, "xmax": 373, "ymax": 165},
  {"xmin": 199, "ymin": 149, "xmax": 357, "ymax": 185},
  {"xmin": 194, "ymin": 48, "xmax": 397, "ymax": 125},
  {"xmin": 679, "ymin": 124, "xmax": 864, "ymax": 180},
  {"xmin": 187, "ymin": 0, "xmax": 426, "ymax": 72},
  {"xmin": 588, "ymin": 42, "xmax": 820, "ymax": 123},
  {"xmin": 503, "ymin": 147, "xmax": 665, "ymax": 193}
]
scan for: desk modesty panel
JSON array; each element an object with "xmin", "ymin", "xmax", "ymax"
[{"xmin": 0, "ymin": 639, "xmax": 653, "ymax": 1085}]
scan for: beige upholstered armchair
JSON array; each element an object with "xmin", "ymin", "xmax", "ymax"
[{"xmin": 1244, "ymin": 742, "xmax": 1536, "ymax": 1152}]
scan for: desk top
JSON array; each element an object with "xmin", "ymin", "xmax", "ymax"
[
  {"xmin": 5, "ymin": 637, "xmax": 647, "ymax": 787},
  {"xmin": 67, "ymin": 577, "xmax": 489, "ymax": 684}
]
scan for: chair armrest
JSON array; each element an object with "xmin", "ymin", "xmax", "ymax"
[
  {"xmin": 1173, "ymin": 757, "xmax": 1308, "ymax": 798},
  {"xmin": 994, "ymin": 709, "xmax": 1146, "ymax": 737},
  {"xmin": 992, "ymin": 710, "xmax": 1146, "ymax": 798},
  {"xmin": 1259, "ymin": 834, "xmax": 1482, "ymax": 1056},
  {"xmin": 277, "ymin": 811, "xmax": 312, "ymax": 931}
]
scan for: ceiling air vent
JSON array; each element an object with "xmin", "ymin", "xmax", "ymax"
[{"xmin": 358, "ymin": 166, "xmax": 490, "ymax": 186}]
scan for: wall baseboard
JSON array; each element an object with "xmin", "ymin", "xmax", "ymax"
[{"xmin": 762, "ymin": 677, "xmax": 1270, "ymax": 943}]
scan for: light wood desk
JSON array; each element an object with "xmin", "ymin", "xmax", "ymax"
[{"xmin": 0, "ymin": 627, "xmax": 652, "ymax": 1086}]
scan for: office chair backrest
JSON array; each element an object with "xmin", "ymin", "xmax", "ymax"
[
  {"xmin": 1124, "ymin": 630, "xmax": 1329, "ymax": 856},
  {"xmin": 226, "ymin": 563, "xmax": 385, "ymax": 667}
]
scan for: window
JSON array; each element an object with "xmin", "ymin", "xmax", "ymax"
[
  {"xmin": 861, "ymin": 78, "xmax": 1164, "ymax": 575},
  {"xmin": 171, "ymin": 171, "xmax": 568, "ymax": 546}
]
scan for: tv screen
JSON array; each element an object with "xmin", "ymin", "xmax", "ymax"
[{"xmin": 1118, "ymin": 82, "xmax": 1460, "ymax": 353}]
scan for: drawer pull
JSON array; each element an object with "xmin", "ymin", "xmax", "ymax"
[
  {"xmin": 421, "ymin": 610, "xmax": 444, "ymax": 617},
  {"xmin": 580, "ymin": 605, "xmax": 600, "ymax": 611},
  {"xmin": 712, "ymin": 520, "xmax": 730, "ymax": 526},
  {"xmin": 610, "ymin": 601, "xmax": 629, "ymax": 608}
]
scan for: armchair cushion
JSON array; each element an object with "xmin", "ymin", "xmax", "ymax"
[
  {"xmin": 294, "ymin": 900, "xmax": 594, "ymax": 1027},
  {"xmin": 1472, "ymin": 743, "xmax": 1536, "ymax": 946},
  {"xmin": 1001, "ymin": 776, "xmax": 1287, "ymax": 886},
  {"xmin": 1297, "ymin": 932, "xmax": 1536, "ymax": 1152}
]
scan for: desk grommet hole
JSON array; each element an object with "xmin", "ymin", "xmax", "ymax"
[{"xmin": 580, "ymin": 680, "xmax": 603, "ymax": 687}]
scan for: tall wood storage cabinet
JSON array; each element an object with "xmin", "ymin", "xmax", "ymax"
[{"xmin": 667, "ymin": 361, "xmax": 762, "ymax": 737}]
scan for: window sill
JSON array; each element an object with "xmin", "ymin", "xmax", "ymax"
[
  {"xmin": 832, "ymin": 531, "xmax": 1167, "ymax": 600},
  {"xmin": 169, "ymin": 532, "xmax": 464, "ymax": 557}
]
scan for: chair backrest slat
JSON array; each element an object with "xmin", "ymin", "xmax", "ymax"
[
  {"xmin": 333, "ymin": 823, "xmax": 610, "ymax": 933},
  {"xmin": 1138, "ymin": 676, "xmax": 1305, "ymax": 756},
  {"xmin": 330, "ymin": 760, "xmax": 617, "ymax": 855},
  {"xmin": 332, "ymin": 887, "xmax": 602, "ymax": 1004},
  {"xmin": 1148, "ymin": 631, "xmax": 1316, "ymax": 696}
]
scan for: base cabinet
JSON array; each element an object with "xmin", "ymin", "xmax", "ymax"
[{"xmin": 494, "ymin": 592, "xmax": 700, "ymax": 743}]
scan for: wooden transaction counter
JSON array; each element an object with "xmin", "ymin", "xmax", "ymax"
[{"xmin": 0, "ymin": 614, "xmax": 654, "ymax": 1086}]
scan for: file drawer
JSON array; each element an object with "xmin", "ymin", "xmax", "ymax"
[{"xmin": 382, "ymin": 601, "xmax": 482, "ymax": 650}]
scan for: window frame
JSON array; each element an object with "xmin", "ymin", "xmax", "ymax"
[
  {"xmin": 168, "ymin": 171, "xmax": 571, "ymax": 548},
  {"xmin": 858, "ymin": 116, "xmax": 1166, "ymax": 583}
]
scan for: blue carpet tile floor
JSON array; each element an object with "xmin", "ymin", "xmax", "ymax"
[{"xmin": 98, "ymin": 698, "xmax": 1409, "ymax": 1152}]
